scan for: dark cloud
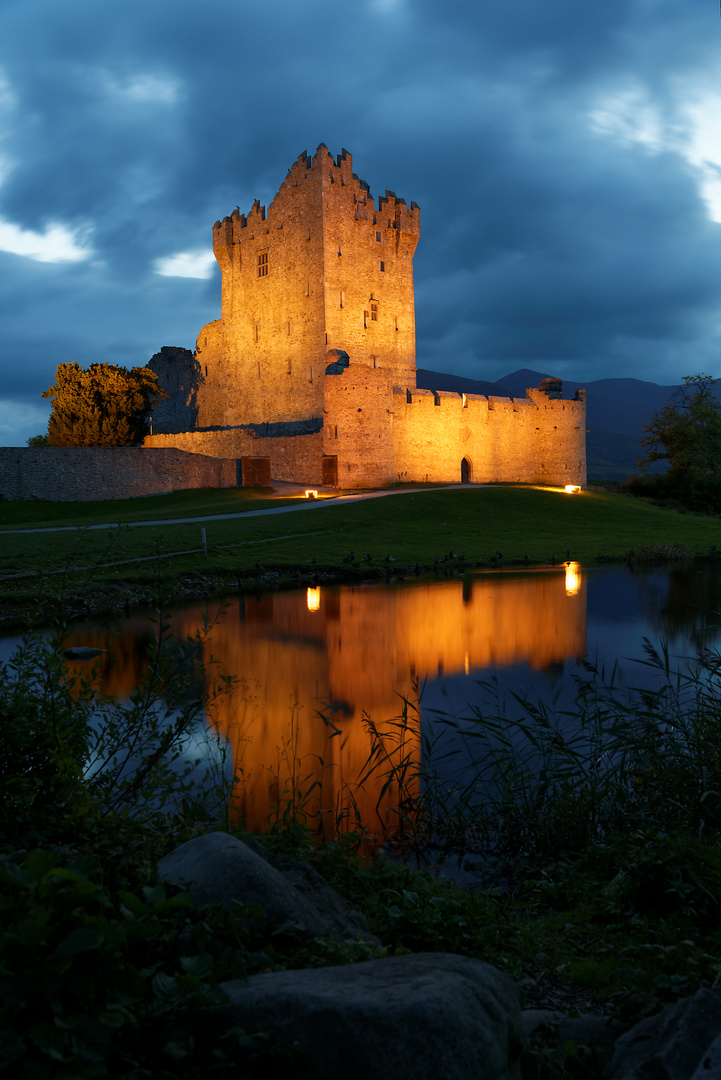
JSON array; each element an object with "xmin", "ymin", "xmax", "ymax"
[{"xmin": 0, "ymin": 0, "xmax": 719, "ymax": 443}]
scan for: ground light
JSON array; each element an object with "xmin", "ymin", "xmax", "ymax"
[{"xmin": 565, "ymin": 561, "xmax": 582, "ymax": 597}]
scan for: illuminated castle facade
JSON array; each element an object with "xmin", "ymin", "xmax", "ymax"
[{"xmin": 145, "ymin": 145, "xmax": 586, "ymax": 489}]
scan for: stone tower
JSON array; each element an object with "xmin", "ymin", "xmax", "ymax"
[{"xmin": 194, "ymin": 145, "xmax": 420, "ymax": 428}]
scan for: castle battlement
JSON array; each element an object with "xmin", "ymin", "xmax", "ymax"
[
  {"xmin": 213, "ymin": 145, "xmax": 420, "ymax": 250},
  {"xmin": 145, "ymin": 146, "xmax": 586, "ymax": 493}
]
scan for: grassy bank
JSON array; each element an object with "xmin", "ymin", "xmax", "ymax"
[
  {"xmin": 1, "ymin": 484, "xmax": 720, "ymax": 627},
  {"xmin": 5, "ymin": 614, "xmax": 721, "ymax": 1077}
]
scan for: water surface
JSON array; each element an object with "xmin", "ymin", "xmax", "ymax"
[{"xmin": 5, "ymin": 561, "xmax": 721, "ymax": 840}]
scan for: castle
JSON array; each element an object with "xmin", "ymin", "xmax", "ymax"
[{"xmin": 144, "ymin": 145, "xmax": 586, "ymax": 490}]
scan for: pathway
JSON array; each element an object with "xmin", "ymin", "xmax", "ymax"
[{"xmin": 2, "ymin": 483, "xmax": 473, "ymax": 535}]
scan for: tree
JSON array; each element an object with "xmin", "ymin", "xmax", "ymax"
[
  {"xmin": 26, "ymin": 434, "xmax": 48, "ymax": 446},
  {"xmin": 42, "ymin": 362, "xmax": 167, "ymax": 447},
  {"xmin": 637, "ymin": 373, "xmax": 721, "ymax": 512}
]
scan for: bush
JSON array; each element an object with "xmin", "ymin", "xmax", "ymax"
[
  {"xmin": 0, "ymin": 847, "xmax": 277, "ymax": 1079},
  {"xmin": 624, "ymin": 472, "xmax": 721, "ymax": 515},
  {"xmin": 0, "ymin": 635, "xmax": 92, "ymax": 847},
  {"xmin": 0, "ymin": 617, "xmax": 234, "ymax": 852}
]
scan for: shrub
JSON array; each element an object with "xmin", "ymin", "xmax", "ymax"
[
  {"xmin": 0, "ymin": 617, "xmax": 234, "ymax": 852},
  {"xmin": 0, "ymin": 847, "xmax": 274, "ymax": 1079}
]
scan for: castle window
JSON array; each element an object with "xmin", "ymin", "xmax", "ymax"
[
  {"xmin": 254, "ymin": 322, "xmax": 260, "ymax": 342},
  {"xmin": 394, "ymin": 316, "xmax": 399, "ymax": 332},
  {"xmin": 364, "ymin": 310, "xmax": 369, "ymax": 328},
  {"xmin": 380, "ymin": 261, "xmax": 385, "ymax": 272},
  {"xmin": 371, "ymin": 302, "xmax": 378, "ymax": 322},
  {"xmin": 286, "ymin": 320, "xmax": 292, "ymax": 335},
  {"xmin": 339, "ymin": 290, "xmax": 344, "ymax": 308},
  {"xmin": 327, "ymin": 425, "xmax": 338, "ymax": 439},
  {"xmin": 376, "ymin": 231, "xmax": 381, "ymax": 241},
  {"xmin": 257, "ymin": 252, "xmax": 268, "ymax": 277}
]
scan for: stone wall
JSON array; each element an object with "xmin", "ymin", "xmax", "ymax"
[
  {"xmin": 390, "ymin": 386, "xmax": 586, "ymax": 487},
  {"xmin": 192, "ymin": 145, "xmax": 419, "ymax": 429},
  {"xmin": 142, "ymin": 372, "xmax": 585, "ymax": 492},
  {"xmin": 144, "ymin": 428, "xmax": 324, "ymax": 485},
  {"xmin": 323, "ymin": 367, "xmax": 396, "ymax": 488},
  {"xmin": 0, "ymin": 447, "xmax": 237, "ymax": 502},
  {"xmin": 320, "ymin": 371, "xmax": 587, "ymax": 489},
  {"xmin": 525, "ymin": 388, "xmax": 587, "ymax": 487},
  {"xmin": 136, "ymin": 145, "xmax": 586, "ymax": 493}
]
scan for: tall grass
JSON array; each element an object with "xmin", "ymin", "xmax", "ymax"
[
  {"xmin": 351, "ymin": 641, "xmax": 721, "ymax": 869},
  {"xmin": 0, "ymin": 608, "xmax": 237, "ymax": 850}
]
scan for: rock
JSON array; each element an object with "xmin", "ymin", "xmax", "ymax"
[
  {"xmin": 63, "ymin": 646, "xmax": 106, "ymax": 660},
  {"xmin": 197, "ymin": 952, "xmax": 525, "ymax": 1080},
  {"xmin": 260, "ymin": 848, "xmax": 375, "ymax": 942},
  {"xmin": 690, "ymin": 1032, "xmax": 721, "ymax": 1078},
  {"xmin": 158, "ymin": 831, "xmax": 378, "ymax": 944},
  {"xmin": 606, "ymin": 988, "xmax": 721, "ymax": 1080}
]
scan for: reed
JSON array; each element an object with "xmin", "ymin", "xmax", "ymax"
[{"xmin": 345, "ymin": 639, "xmax": 721, "ymax": 872}]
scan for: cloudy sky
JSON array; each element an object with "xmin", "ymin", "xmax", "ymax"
[{"xmin": 0, "ymin": 0, "xmax": 719, "ymax": 445}]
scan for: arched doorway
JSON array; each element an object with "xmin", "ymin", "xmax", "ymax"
[{"xmin": 461, "ymin": 457, "xmax": 471, "ymax": 484}]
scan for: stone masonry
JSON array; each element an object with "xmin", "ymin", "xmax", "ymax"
[
  {"xmin": 1, "ymin": 145, "xmax": 585, "ymax": 501},
  {"xmin": 144, "ymin": 144, "xmax": 587, "ymax": 491},
  {"xmin": 0, "ymin": 447, "xmax": 236, "ymax": 501}
]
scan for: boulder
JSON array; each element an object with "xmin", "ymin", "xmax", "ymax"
[
  {"xmin": 606, "ymin": 988, "xmax": 721, "ymax": 1080},
  {"xmin": 158, "ymin": 831, "xmax": 378, "ymax": 944},
  {"xmin": 198, "ymin": 952, "xmax": 525, "ymax": 1080},
  {"xmin": 690, "ymin": 1032, "xmax": 721, "ymax": 1079}
]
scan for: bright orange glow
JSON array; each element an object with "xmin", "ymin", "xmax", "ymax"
[
  {"xmin": 305, "ymin": 489, "xmax": 318, "ymax": 499},
  {"xmin": 564, "ymin": 484, "xmax": 581, "ymax": 494},
  {"xmin": 63, "ymin": 572, "xmax": 587, "ymax": 846},
  {"xmin": 565, "ymin": 561, "xmax": 582, "ymax": 596}
]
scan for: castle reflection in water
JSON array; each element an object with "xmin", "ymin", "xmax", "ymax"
[{"xmin": 64, "ymin": 567, "xmax": 586, "ymax": 841}]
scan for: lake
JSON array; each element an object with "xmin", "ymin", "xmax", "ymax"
[{"xmin": 4, "ymin": 560, "xmax": 721, "ymax": 846}]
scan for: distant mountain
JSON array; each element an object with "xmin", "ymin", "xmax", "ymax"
[
  {"xmin": 412, "ymin": 368, "xmax": 512, "ymax": 400},
  {"xmin": 415, "ymin": 367, "xmax": 679, "ymax": 483}
]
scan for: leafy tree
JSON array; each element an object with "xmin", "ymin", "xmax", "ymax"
[
  {"xmin": 636, "ymin": 373, "xmax": 721, "ymax": 513},
  {"xmin": 42, "ymin": 362, "xmax": 166, "ymax": 447},
  {"xmin": 26, "ymin": 433, "xmax": 48, "ymax": 446}
]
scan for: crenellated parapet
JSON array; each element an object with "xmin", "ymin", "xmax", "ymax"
[
  {"xmin": 149, "ymin": 146, "xmax": 585, "ymax": 490},
  {"xmin": 212, "ymin": 144, "xmax": 420, "ymax": 267}
]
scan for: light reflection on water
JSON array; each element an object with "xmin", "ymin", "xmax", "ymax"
[{"xmin": 4, "ymin": 562, "xmax": 721, "ymax": 842}]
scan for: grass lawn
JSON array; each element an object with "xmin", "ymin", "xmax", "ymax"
[
  {"xmin": 1, "ymin": 484, "xmax": 719, "ymax": 621},
  {"xmin": 0, "ymin": 485, "xmax": 298, "ymax": 528}
]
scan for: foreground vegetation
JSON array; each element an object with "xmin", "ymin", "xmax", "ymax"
[
  {"xmin": 5, "ymin": 592, "xmax": 721, "ymax": 1077},
  {"xmin": 2, "ymin": 483, "xmax": 721, "ymax": 628}
]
